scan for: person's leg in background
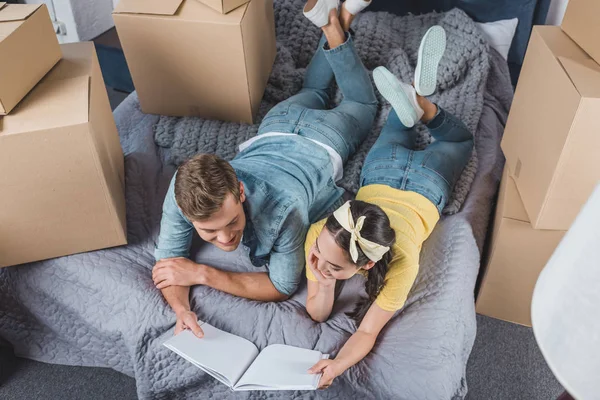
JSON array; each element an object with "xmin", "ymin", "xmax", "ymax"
[
  {"xmin": 295, "ymin": 0, "xmax": 377, "ymax": 162},
  {"xmin": 366, "ymin": 65, "xmax": 473, "ymax": 207},
  {"xmin": 359, "ymin": 107, "xmax": 420, "ymax": 188},
  {"xmin": 420, "ymin": 103, "xmax": 473, "ymax": 190},
  {"xmin": 339, "ymin": 0, "xmax": 371, "ymax": 32},
  {"xmin": 270, "ymin": 2, "xmax": 344, "ymax": 112},
  {"xmin": 320, "ymin": 21, "xmax": 378, "ymax": 161}
]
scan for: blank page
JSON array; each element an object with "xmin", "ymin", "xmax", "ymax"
[
  {"xmin": 234, "ymin": 344, "xmax": 326, "ymax": 391},
  {"xmin": 163, "ymin": 323, "xmax": 259, "ymax": 387}
]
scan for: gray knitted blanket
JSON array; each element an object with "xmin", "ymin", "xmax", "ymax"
[{"xmin": 154, "ymin": 0, "xmax": 490, "ymax": 214}]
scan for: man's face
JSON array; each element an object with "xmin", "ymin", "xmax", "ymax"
[{"xmin": 192, "ymin": 185, "xmax": 246, "ymax": 252}]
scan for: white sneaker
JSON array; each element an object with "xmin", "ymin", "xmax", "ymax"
[
  {"xmin": 373, "ymin": 66, "xmax": 424, "ymax": 128},
  {"xmin": 303, "ymin": 0, "xmax": 339, "ymax": 28},
  {"xmin": 343, "ymin": 0, "xmax": 371, "ymax": 15},
  {"xmin": 414, "ymin": 25, "xmax": 446, "ymax": 96}
]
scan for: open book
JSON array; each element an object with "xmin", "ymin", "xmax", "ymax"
[{"xmin": 163, "ymin": 322, "xmax": 328, "ymax": 391}]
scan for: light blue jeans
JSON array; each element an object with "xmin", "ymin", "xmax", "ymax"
[
  {"xmin": 258, "ymin": 33, "xmax": 378, "ymax": 163},
  {"xmin": 360, "ymin": 108, "xmax": 474, "ymax": 214}
]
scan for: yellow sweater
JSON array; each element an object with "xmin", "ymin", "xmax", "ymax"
[{"xmin": 305, "ymin": 184, "xmax": 440, "ymax": 311}]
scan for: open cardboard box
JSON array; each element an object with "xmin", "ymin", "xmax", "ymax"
[
  {"xmin": 501, "ymin": 26, "xmax": 600, "ymax": 231},
  {"xmin": 0, "ymin": 42, "xmax": 127, "ymax": 268},
  {"xmin": 197, "ymin": 0, "xmax": 251, "ymax": 14},
  {"xmin": 113, "ymin": 0, "xmax": 276, "ymax": 124},
  {"xmin": 0, "ymin": 2, "xmax": 61, "ymax": 115},
  {"xmin": 561, "ymin": 0, "xmax": 600, "ymax": 65}
]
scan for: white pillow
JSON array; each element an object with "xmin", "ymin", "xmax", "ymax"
[{"xmin": 475, "ymin": 18, "xmax": 519, "ymax": 61}]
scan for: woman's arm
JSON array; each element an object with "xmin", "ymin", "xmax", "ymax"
[
  {"xmin": 305, "ymin": 248, "xmax": 337, "ymax": 322},
  {"xmin": 306, "ymin": 279, "xmax": 336, "ymax": 322},
  {"xmin": 309, "ymin": 302, "xmax": 395, "ymax": 388}
]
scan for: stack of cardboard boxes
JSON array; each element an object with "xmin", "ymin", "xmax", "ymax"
[
  {"xmin": 113, "ymin": 0, "xmax": 276, "ymax": 124},
  {"xmin": 477, "ymin": 0, "xmax": 600, "ymax": 326},
  {"xmin": 0, "ymin": 3, "xmax": 127, "ymax": 268}
]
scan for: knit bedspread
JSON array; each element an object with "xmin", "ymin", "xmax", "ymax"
[{"xmin": 154, "ymin": 0, "xmax": 490, "ymax": 214}]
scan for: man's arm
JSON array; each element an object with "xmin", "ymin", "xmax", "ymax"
[
  {"xmin": 160, "ymin": 285, "xmax": 204, "ymax": 337},
  {"xmin": 152, "ymin": 246, "xmax": 305, "ymax": 302},
  {"xmin": 154, "ymin": 258, "xmax": 287, "ymax": 301},
  {"xmin": 201, "ymin": 267, "xmax": 288, "ymax": 301},
  {"xmin": 201, "ymin": 245, "xmax": 304, "ymax": 300},
  {"xmin": 153, "ymin": 175, "xmax": 203, "ymax": 336},
  {"xmin": 154, "ymin": 176, "xmax": 195, "ymax": 261}
]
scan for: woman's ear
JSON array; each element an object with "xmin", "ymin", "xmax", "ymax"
[{"xmin": 361, "ymin": 260, "xmax": 376, "ymax": 271}]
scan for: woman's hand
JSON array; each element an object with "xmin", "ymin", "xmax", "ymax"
[
  {"xmin": 308, "ymin": 359, "xmax": 344, "ymax": 389},
  {"xmin": 307, "ymin": 245, "xmax": 336, "ymax": 288}
]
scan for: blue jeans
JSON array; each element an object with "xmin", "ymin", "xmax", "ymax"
[
  {"xmin": 258, "ymin": 33, "xmax": 378, "ymax": 163},
  {"xmin": 360, "ymin": 108, "xmax": 474, "ymax": 214}
]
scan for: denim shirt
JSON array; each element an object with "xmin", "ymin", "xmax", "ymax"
[{"xmin": 154, "ymin": 135, "xmax": 344, "ymax": 295}]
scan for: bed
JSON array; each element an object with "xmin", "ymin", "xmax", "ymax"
[{"xmin": 0, "ymin": 0, "xmax": 527, "ymax": 398}]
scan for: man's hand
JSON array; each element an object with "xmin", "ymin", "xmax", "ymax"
[
  {"xmin": 152, "ymin": 257, "xmax": 206, "ymax": 289},
  {"xmin": 308, "ymin": 359, "xmax": 344, "ymax": 389},
  {"xmin": 175, "ymin": 310, "xmax": 204, "ymax": 338},
  {"xmin": 307, "ymin": 245, "xmax": 336, "ymax": 288}
]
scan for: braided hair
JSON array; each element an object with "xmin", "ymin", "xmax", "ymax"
[{"xmin": 325, "ymin": 200, "xmax": 395, "ymax": 323}]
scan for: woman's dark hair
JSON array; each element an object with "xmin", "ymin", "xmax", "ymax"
[{"xmin": 325, "ymin": 200, "xmax": 395, "ymax": 323}]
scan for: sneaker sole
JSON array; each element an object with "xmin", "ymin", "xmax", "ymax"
[
  {"xmin": 414, "ymin": 26, "xmax": 446, "ymax": 96},
  {"xmin": 373, "ymin": 67, "xmax": 417, "ymax": 128}
]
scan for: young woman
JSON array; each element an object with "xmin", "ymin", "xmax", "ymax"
[{"xmin": 305, "ymin": 27, "xmax": 474, "ymax": 389}]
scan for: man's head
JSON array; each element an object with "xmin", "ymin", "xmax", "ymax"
[{"xmin": 175, "ymin": 154, "xmax": 246, "ymax": 252}]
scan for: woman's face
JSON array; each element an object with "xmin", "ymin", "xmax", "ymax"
[{"xmin": 310, "ymin": 229, "xmax": 364, "ymax": 280}]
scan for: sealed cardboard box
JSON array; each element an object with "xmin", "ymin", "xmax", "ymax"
[
  {"xmin": 476, "ymin": 168, "xmax": 566, "ymax": 327},
  {"xmin": 0, "ymin": 42, "xmax": 127, "ymax": 268},
  {"xmin": 113, "ymin": 0, "xmax": 276, "ymax": 124},
  {"xmin": 501, "ymin": 26, "xmax": 600, "ymax": 230},
  {"xmin": 198, "ymin": 0, "xmax": 250, "ymax": 14},
  {"xmin": 0, "ymin": 3, "xmax": 61, "ymax": 115},
  {"xmin": 562, "ymin": 0, "xmax": 600, "ymax": 65}
]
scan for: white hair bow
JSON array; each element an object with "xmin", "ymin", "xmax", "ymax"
[{"xmin": 333, "ymin": 201, "xmax": 390, "ymax": 263}]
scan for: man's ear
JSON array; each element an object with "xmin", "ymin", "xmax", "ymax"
[
  {"xmin": 361, "ymin": 260, "xmax": 376, "ymax": 271},
  {"xmin": 239, "ymin": 181, "xmax": 246, "ymax": 203}
]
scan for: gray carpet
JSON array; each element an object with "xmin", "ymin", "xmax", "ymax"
[
  {"xmin": 465, "ymin": 315, "xmax": 564, "ymax": 400},
  {"xmin": 0, "ymin": 347, "xmax": 137, "ymax": 400}
]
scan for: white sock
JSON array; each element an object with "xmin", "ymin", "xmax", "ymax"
[
  {"xmin": 304, "ymin": 0, "xmax": 339, "ymax": 28},
  {"xmin": 343, "ymin": 0, "xmax": 371, "ymax": 15},
  {"xmin": 406, "ymin": 84, "xmax": 425, "ymax": 121}
]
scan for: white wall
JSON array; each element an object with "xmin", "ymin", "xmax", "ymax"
[
  {"xmin": 546, "ymin": 0, "xmax": 570, "ymax": 25},
  {"xmin": 25, "ymin": 0, "xmax": 115, "ymax": 43},
  {"xmin": 69, "ymin": 0, "xmax": 114, "ymax": 41}
]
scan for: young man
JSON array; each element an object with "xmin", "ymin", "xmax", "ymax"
[{"xmin": 151, "ymin": 0, "xmax": 376, "ymax": 337}]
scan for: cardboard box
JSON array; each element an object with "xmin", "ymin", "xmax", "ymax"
[
  {"xmin": 113, "ymin": 0, "xmax": 276, "ymax": 124},
  {"xmin": 562, "ymin": 0, "xmax": 600, "ymax": 65},
  {"xmin": 501, "ymin": 26, "xmax": 600, "ymax": 230},
  {"xmin": 198, "ymin": 0, "xmax": 250, "ymax": 14},
  {"xmin": 476, "ymin": 168, "xmax": 566, "ymax": 327},
  {"xmin": 0, "ymin": 42, "xmax": 127, "ymax": 268},
  {"xmin": 0, "ymin": 3, "xmax": 61, "ymax": 115}
]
